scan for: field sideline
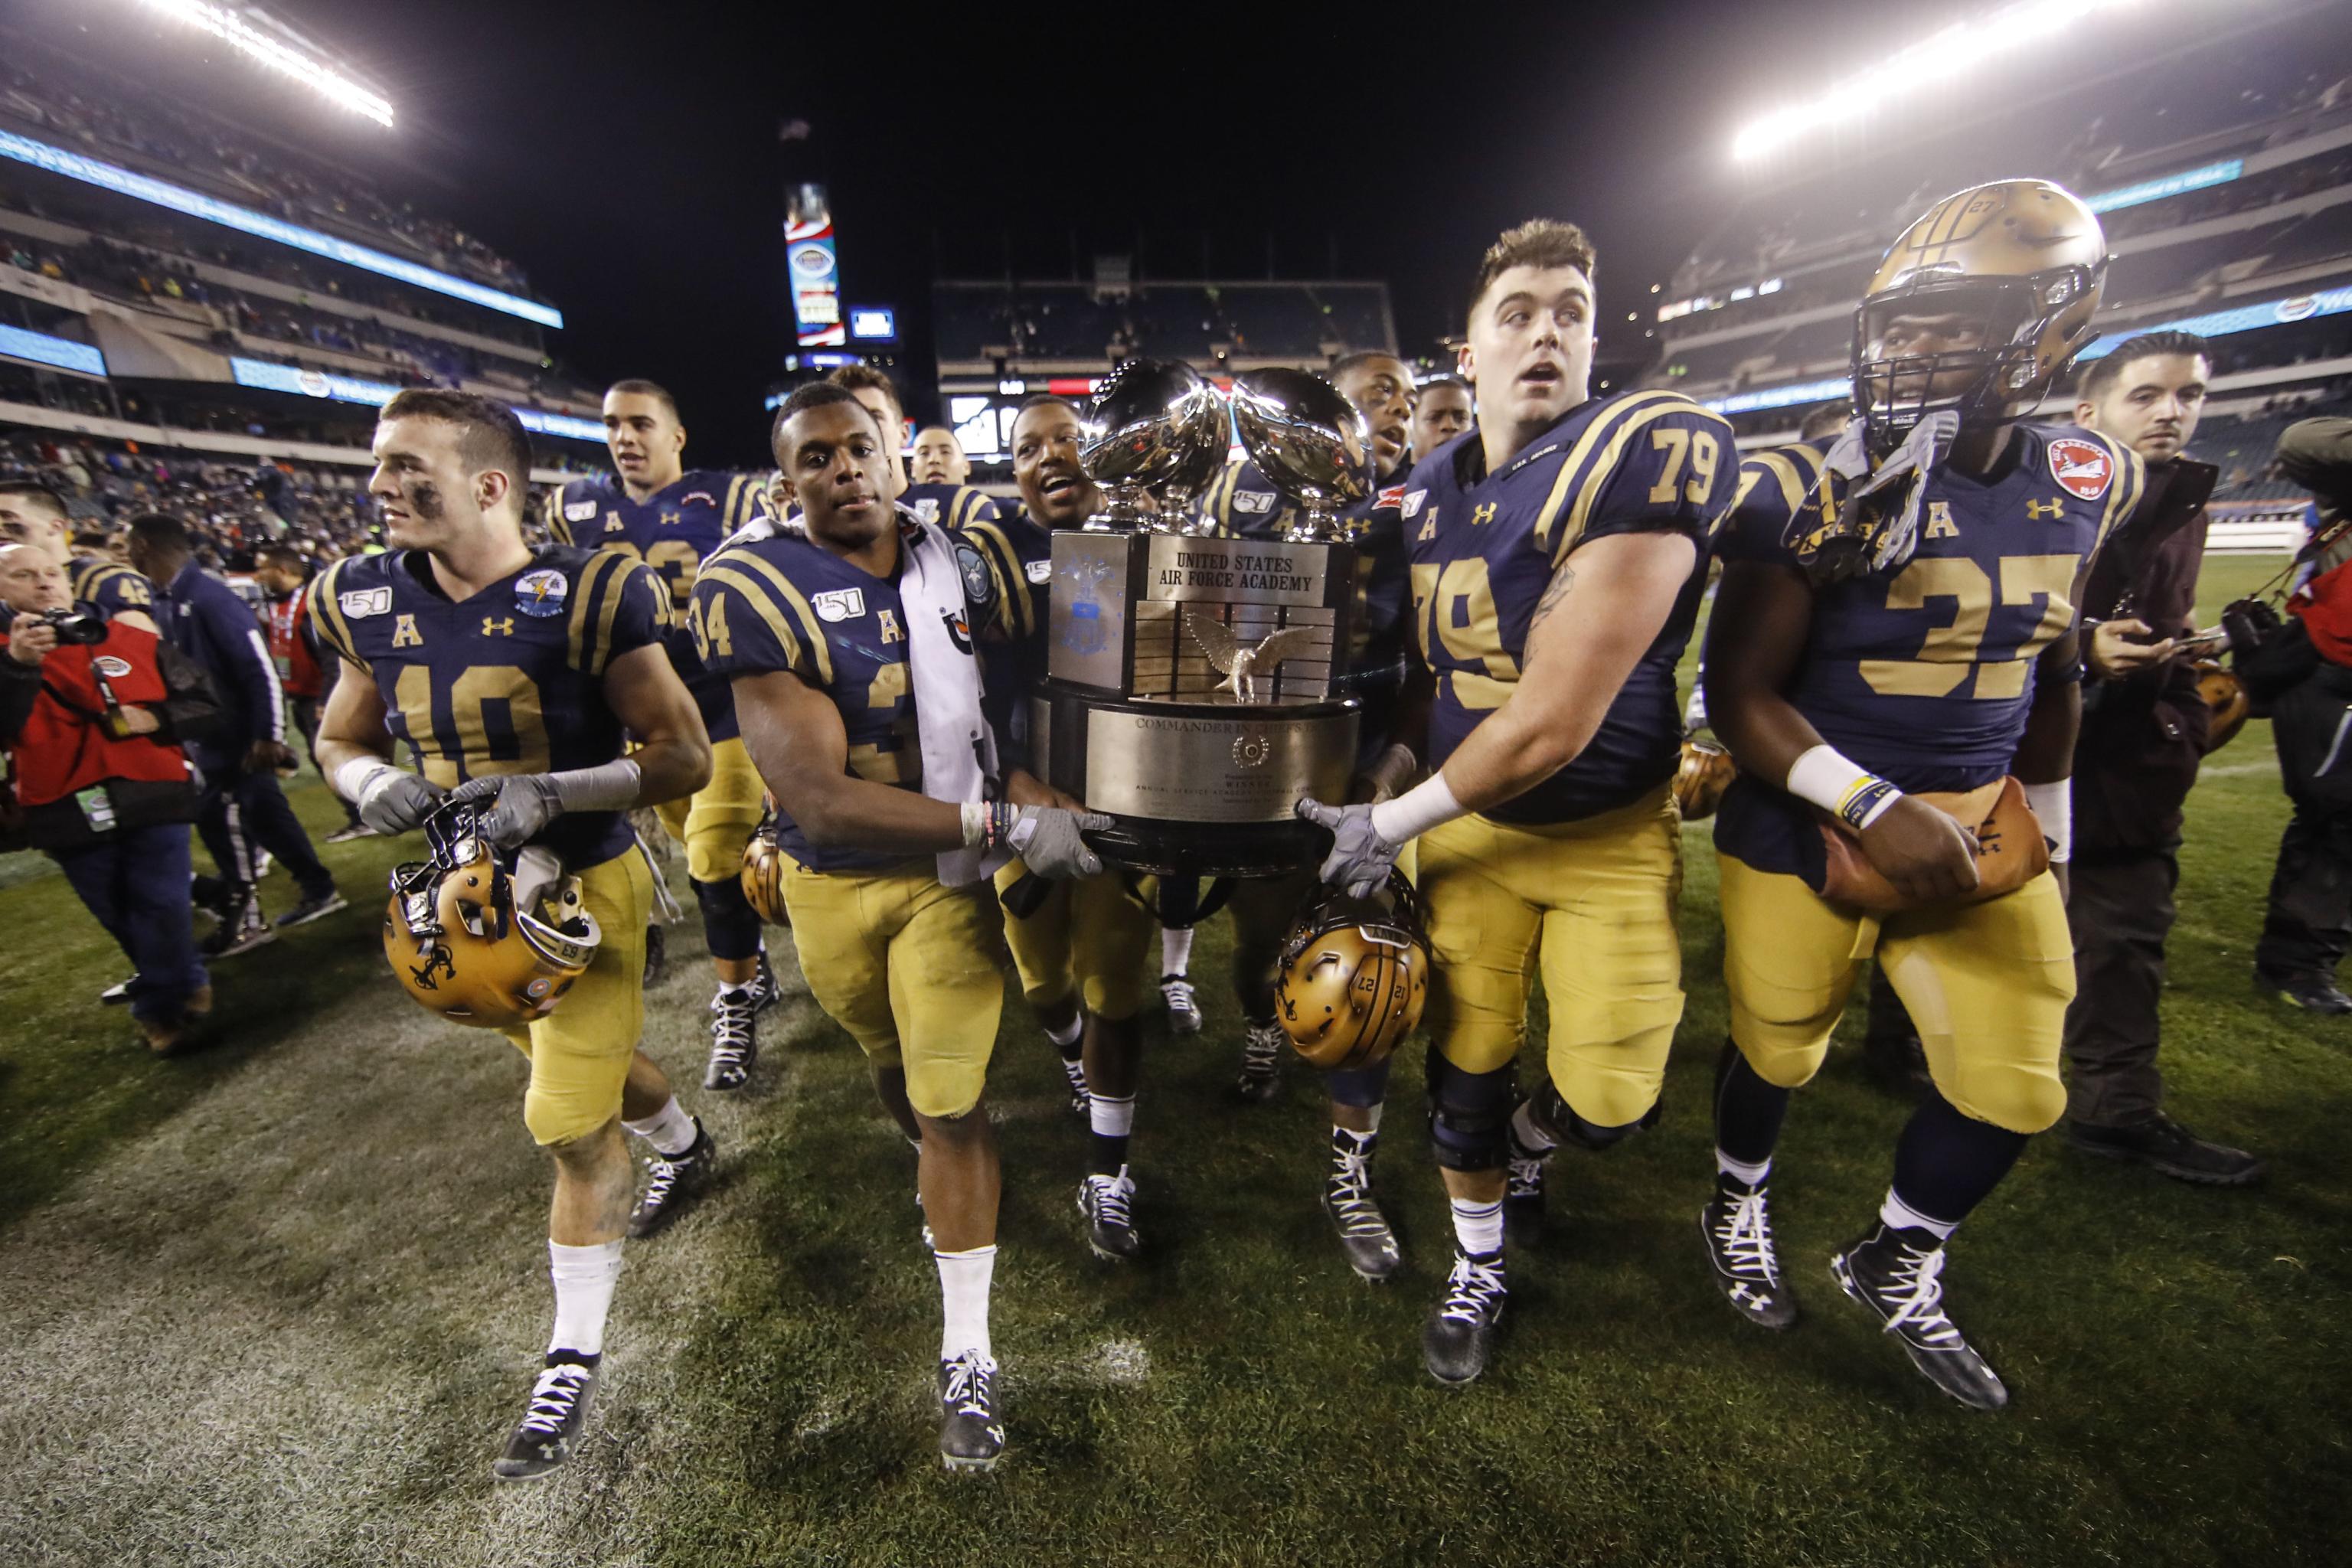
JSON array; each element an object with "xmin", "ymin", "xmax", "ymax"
[{"xmin": 1, "ymin": 555, "xmax": 2346, "ymax": 1566}]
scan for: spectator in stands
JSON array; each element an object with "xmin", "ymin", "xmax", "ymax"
[
  {"xmin": 128, "ymin": 512, "xmax": 344, "ymax": 952},
  {"xmin": 2253, "ymin": 413, "xmax": 2352, "ymax": 1014},
  {"xmin": 1410, "ymin": 376, "xmax": 1475, "ymax": 462},
  {"xmin": 1, "ymin": 542, "xmax": 217, "ymax": 1054},
  {"xmin": 2063, "ymin": 332, "xmax": 2265, "ymax": 1182},
  {"xmin": 910, "ymin": 426, "xmax": 973, "ymax": 486},
  {"xmin": 253, "ymin": 544, "xmax": 364, "ymax": 842}
]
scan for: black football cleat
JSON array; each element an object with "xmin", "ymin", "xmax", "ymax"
[
  {"xmin": 273, "ymin": 889, "xmax": 348, "ymax": 929},
  {"xmin": 1423, "ymin": 1249, "xmax": 1507, "ymax": 1386},
  {"xmin": 936, "ymin": 1351, "xmax": 1005, "ymax": 1473},
  {"xmin": 1233, "ymin": 1019, "xmax": 1285, "ymax": 1103},
  {"xmin": 2253, "ymin": 969, "xmax": 2352, "ymax": 1015},
  {"xmin": 1324, "ymin": 1133, "xmax": 1403, "ymax": 1282},
  {"xmin": 1161, "ymin": 974, "xmax": 1203, "ymax": 1035},
  {"xmin": 1699, "ymin": 1174, "xmax": 1797, "ymax": 1330},
  {"xmin": 1503, "ymin": 1119, "xmax": 1551, "ymax": 1243},
  {"xmin": 629, "ymin": 1122, "xmax": 718, "ymax": 1238},
  {"xmin": 1055, "ymin": 1047, "xmax": 1089, "ymax": 1116},
  {"xmin": 2067, "ymin": 1113, "xmax": 2265, "ymax": 1187},
  {"xmin": 1830, "ymin": 1224, "xmax": 2008, "ymax": 1411},
  {"xmin": 642, "ymin": 923, "xmax": 667, "ymax": 987},
  {"xmin": 747, "ymin": 947, "xmax": 782, "ymax": 1012},
  {"xmin": 492, "ymin": 1354, "xmax": 599, "ymax": 1481},
  {"xmin": 703, "ymin": 985, "xmax": 759, "ymax": 1091},
  {"xmin": 199, "ymin": 890, "xmax": 276, "ymax": 958},
  {"xmin": 1078, "ymin": 1167, "xmax": 1141, "ymax": 1261}
]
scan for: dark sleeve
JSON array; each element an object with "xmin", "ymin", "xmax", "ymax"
[
  {"xmin": 201, "ymin": 583, "xmax": 283, "ymax": 746},
  {"xmin": 0, "ymin": 658, "xmax": 40, "ymax": 749},
  {"xmin": 2277, "ymin": 418, "xmax": 2352, "ymax": 510},
  {"xmin": 151, "ymin": 639, "xmax": 225, "ymax": 748}
]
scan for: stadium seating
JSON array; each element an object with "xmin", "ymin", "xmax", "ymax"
[{"xmin": 933, "ymin": 279, "xmax": 1395, "ymax": 372}]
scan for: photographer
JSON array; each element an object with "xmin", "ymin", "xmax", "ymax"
[
  {"xmin": 1, "ymin": 544, "xmax": 218, "ymax": 1054},
  {"xmin": 2252, "ymin": 416, "xmax": 2352, "ymax": 1014}
]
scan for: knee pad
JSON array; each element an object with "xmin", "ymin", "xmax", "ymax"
[
  {"xmin": 691, "ymin": 876, "xmax": 763, "ymax": 962},
  {"xmin": 1524, "ymin": 1080, "xmax": 1659, "ymax": 1152},
  {"xmin": 1426, "ymin": 1045, "xmax": 1514, "ymax": 1171}
]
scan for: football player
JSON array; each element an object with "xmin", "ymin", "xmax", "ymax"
[
  {"xmin": 988, "ymin": 394, "xmax": 1163, "ymax": 1261},
  {"xmin": 1410, "ymin": 375, "xmax": 1475, "ymax": 464},
  {"xmin": 695, "ymin": 382, "xmax": 1103, "ymax": 1472},
  {"xmin": 549, "ymin": 381, "xmax": 776, "ymax": 1091},
  {"xmin": 828, "ymin": 366, "xmax": 1003, "ymax": 531},
  {"xmin": 1699, "ymin": 181, "xmax": 2138, "ymax": 1410},
  {"xmin": 0, "ymin": 480, "xmax": 158, "ymax": 632},
  {"xmin": 1298, "ymin": 221, "xmax": 1736, "ymax": 1383},
  {"xmin": 1210, "ymin": 351, "xmax": 1423, "ymax": 1281},
  {"xmin": 311, "ymin": 389, "xmax": 722, "ymax": 1479},
  {"xmin": 912, "ymin": 425, "xmax": 975, "ymax": 488}
]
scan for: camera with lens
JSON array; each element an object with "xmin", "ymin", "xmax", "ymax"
[{"xmin": 38, "ymin": 606, "xmax": 109, "ymax": 646}]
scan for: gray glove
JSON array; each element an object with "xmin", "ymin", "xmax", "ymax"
[
  {"xmin": 356, "ymin": 769, "xmax": 446, "ymax": 837},
  {"xmin": 450, "ymin": 773, "xmax": 565, "ymax": 851},
  {"xmin": 1295, "ymin": 797, "xmax": 1402, "ymax": 900},
  {"xmin": 1008, "ymin": 805, "xmax": 1112, "ymax": 880}
]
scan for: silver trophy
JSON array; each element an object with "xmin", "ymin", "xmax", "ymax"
[
  {"xmin": 1230, "ymin": 368, "xmax": 1374, "ymax": 543},
  {"xmin": 1078, "ymin": 358, "xmax": 1230, "ymax": 533}
]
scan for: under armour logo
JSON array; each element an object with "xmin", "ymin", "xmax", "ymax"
[
  {"xmin": 2025, "ymin": 498, "xmax": 2064, "ymax": 521},
  {"xmin": 482, "ymin": 616, "xmax": 515, "ymax": 636},
  {"xmin": 1471, "ymin": 502, "xmax": 1498, "ymax": 527}
]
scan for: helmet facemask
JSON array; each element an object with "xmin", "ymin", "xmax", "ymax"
[{"xmin": 1853, "ymin": 266, "xmax": 2099, "ymax": 453}]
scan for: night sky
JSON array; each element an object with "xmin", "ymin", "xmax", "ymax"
[{"xmin": 27, "ymin": 0, "xmax": 1962, "ymax": 466}]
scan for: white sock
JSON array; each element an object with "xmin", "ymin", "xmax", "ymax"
[
  {"xmin": 1717, "ymin": 1149, "xmax": 1772, "ymax": 1187},
  {"xmin": 1089, "ymin": 1093, "xmax": 1136, "ymax": 1138},
  {"xmin": 1449, "ymin": 1197, "xmax": 1504, "ymax": 1258},
  {"xmin": 935, "ymin": 1243, "xmax": 997, "ymax": 1361},
  {"xmin": 1160, "ymin": 925, "xmax": 1194, "ymax": 975},
  {"xmin": 1880, "ymin": 1187, "xmax": 1958, "ymax": 1241},
  {"xmin": 714, "ymin": 979, "xmax": 753, "ymax": 1004},
  {"xmin": 1334, "ymin": 1122, "xmax": 1377, "ymax": 1153},
  {"xmin": 622, "ymin": 1096, "xmax": 697, "ymax": 1157},
  {"xmin": 547, "ymin": 1238, "xmax": 623, "ymax": 1357},
  {"xmin": 1044, "ymin": 1014, "xmax": 1083, "ymax": 1051},
  {"xmin": 1509, "ymin": 1099, "xmax": 1558, "ymax": 1155}
]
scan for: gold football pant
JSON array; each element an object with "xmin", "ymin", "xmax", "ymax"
[
  {"xmin": 993, "ymin": 860, "xmax": 1156, "ymax": 1022},
  {"xmin": 785, "ymin": 857, "xmax": 1004, "ymax": 1118},
  {"xmin": 654, "ymin": 734, "xmax": 766, "ymax": 884},
  {"xmin": 1717, "ymin": 854, "xmax": 2074, "ymax": 1135},
  {"xmin": 1418, "ymin": 788, "xmax": 1684, "ymax": 1128},
  {"xmin": 501, "ymin": 850, "xmax": 652, "ymax": 1147}
]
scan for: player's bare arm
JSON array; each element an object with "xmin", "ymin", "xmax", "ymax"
[
  {"xmin": 734, "ymin": 668, "xmax": 969, "ymax": 852},
  {"xmin": 599, "ymin": 641, "xmax": 712, "ymax": 808},
  {"xmin": 1705, "ymin": 557, "xmax": 1979, "ymax": 904},
  {"xmin": 315, "ymin": 652, "xmax": 448, "ymax": 835}
]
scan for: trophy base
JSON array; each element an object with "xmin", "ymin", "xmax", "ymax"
[{"xmin": 1031, "ymin": 683, "xmax": 1357, "ymax": 877}]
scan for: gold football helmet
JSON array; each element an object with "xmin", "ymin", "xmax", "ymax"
[
  {"xmin": 1673, "ymin": 737, "xmax": 1737, "ymax": 822},
  {"xmin": 2194, "ymin": 659, "xmax": 2251, "ymax": 753},
  {"xmin": 383, "ymin": 802, "xmax": 599, "ymax": 1029},
  {"xmin": 1856, "ymin": 179, "xmax": 2107, "ymax": 449},
  {"xmin": 1274, "ymin": 872, "xmax": 1430, "ymax": 1071},
  {"xmin": 741, "ymin": 805, "xmax": 791, "ymax": 926}
]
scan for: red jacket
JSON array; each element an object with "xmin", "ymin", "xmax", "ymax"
[
  {"xmin": 267, "ymin": 585, "xmax": 325, "ymax": 700},
  {"xmin": 1, "ymin": 620, "xmax": 204, "ymax": 848}
]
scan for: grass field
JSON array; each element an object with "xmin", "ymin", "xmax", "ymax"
[{"xmin": 1, "ymin": 554, "xmax": 2346, "ymax": 1567}]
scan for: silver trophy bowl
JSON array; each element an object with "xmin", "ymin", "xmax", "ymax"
[
  {"xmin": 1230, "ymin": 368, "xmax": 1374, "ymax": 542},
  {"xmin": 1080, "ymin": 359, "xmax": 1230, "ymax": 533}
]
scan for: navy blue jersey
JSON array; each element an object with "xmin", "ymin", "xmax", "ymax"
[
  {"xmin": 70, "ymin": 556, "xmax": 154, "ymax": 622},
  {"xmin": 956, "ymin": 502, "xmax": 1056, "ymax": 763},
  {"xmin": 1196, "ymin": 456, "xmax": 1291, "ymax": 537},
  {"xmin": 1407, "ymin": 390, "xmax": 1736, "ymax": 825},
  {"xmin": 549, "ymin": 469, "xmax": 768, "ymax": 743},
  {"xmin": 1711, "ymin": 423, "xmax": 2144, "ymax": 876},
  {"xmin": 901, "ymin": 482, "xmax": 1002, "ymax": 532},
  {"xmin": 311, "ymin": 545, "xmax": 668, "ymax": 869},
  {"xmin": 691, "ymin": 514, "xmax": 1006, "ymax": 874}
]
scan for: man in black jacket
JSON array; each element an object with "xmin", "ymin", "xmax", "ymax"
[
  {"xmin": 2, "ymin": 543, "xmax": 218, "ymax": 1053},
  {"xmin": 2062, "ymin": 332, "xmax": 2262, "ymax": 1184}
]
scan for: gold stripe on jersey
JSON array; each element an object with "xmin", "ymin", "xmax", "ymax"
[
  {"xmin": 961, "ymin": 521, "xmax": 1034, "ymax": 639},
  {"xmin": 1559, "ymin": 400, "xmax": 1732, "ymax": 561},
  {"xmin": 1750, "ymin": 446, "xmax": 1824, "ymax": 520},
  {"xmin": 586, "ymin": 555, "xmax": 657, "ymax": 677},
  {"xmin": 1202, "ymin": 460, "xmax": 1241, "ymax": 534},
  {"xmin": 1529, "ymin": 390, "xmax": 1693, "ymax": 562},
  {"xmin": 309, "ymin": 556, "xmax": 364, "ymax": 668},
  {"xmin": 566, "ymin": 548, "xmax": 626, "ymax": 675},
  {"xmin": 703, "ymin": 548, "xmax": 835, "ymax": 685},
  {"xmin": 72, "ymin": 560, "xmax": 126, "ymax": 603},
  {"xmin": 547, "ymin": 483, "xmax": 576, "ymax": 546},
  {"xmin": 2090, "ymin": 433, "xmax": 2145, "ymax": 556}
]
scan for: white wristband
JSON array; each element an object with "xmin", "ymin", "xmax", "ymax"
[
  {"xmin": 1369, "ymin": 769, "xmax": 1463, "ymax": 845},
  {"xmin": 960, "ymin": 801, "xmax": 988, "ymax": 848},
  {"xmin": 2024, "ymin": 779, "xmax": 2073, "ymax": 864},
  {"xmin": 1786, "ymin": 743, "xmax": 1902, "ymax": 831},
  {"xmin": 332, "ymin": 756, "xmax": 398, "ymax": 806}
]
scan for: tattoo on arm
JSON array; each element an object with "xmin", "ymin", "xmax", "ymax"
[{"xmin": 1525, "ymin": 560, "xmax": 1576, "ymax": 653}]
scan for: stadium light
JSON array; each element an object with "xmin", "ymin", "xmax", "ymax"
[
  {"xmin": 1730, "ymin": 0, "xmax": 2200, "ymax": 162},
  {"xmin": 136, "ymin": 1, "xmax": 396, "ymax": 129}
]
